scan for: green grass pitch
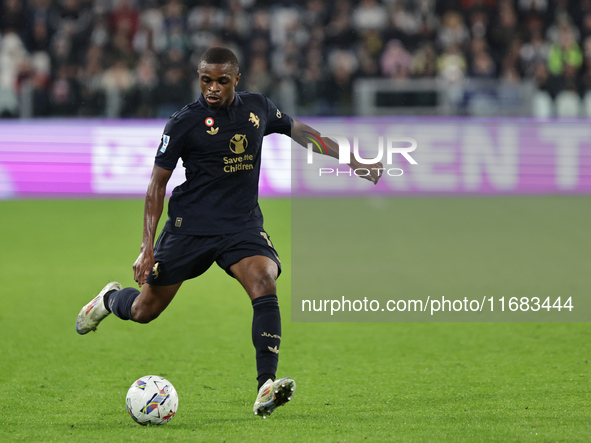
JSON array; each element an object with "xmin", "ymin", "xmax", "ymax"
[{"xmin": 0, "ymin": 197, "xmax": 589, "ymax": 442}]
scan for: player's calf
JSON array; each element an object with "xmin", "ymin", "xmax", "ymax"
[
  {"xmin": 130, "ymin": 301, "xmax": 164, "ymax": 323},
  {"xmin": 127, "ymin": 283, "xmax": 181, "ymax": 323}
]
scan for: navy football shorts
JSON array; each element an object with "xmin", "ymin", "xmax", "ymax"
[{"xmin": 145, "ymin": 227, "xmax": 281, "ymax": 286}]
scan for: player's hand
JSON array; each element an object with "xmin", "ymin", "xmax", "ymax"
[
  {"xmin": 349, "ymin": 161, "xmax": 384, "ymax": 185},
  {"xmin": 133, "ymin": 248, "xmax": 155, "ymax": 287}
]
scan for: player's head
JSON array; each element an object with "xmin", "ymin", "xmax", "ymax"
[{"xmin": 198, "ymin": 47, "xmax": 241, "ymax": 109}]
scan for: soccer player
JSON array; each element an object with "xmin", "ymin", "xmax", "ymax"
[{"xmin": 76, "ymin": 47, "xmax": 382, "ymax": 418}]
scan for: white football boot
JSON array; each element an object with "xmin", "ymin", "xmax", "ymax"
[
  {"xmin": 253, "ymin": 377, "xmax": 296, "ymax": 418},
  {"xmin": 75, "ymin": 282, "xmax": 122, "ymax": 335}
]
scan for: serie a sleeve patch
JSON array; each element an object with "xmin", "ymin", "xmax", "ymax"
[{"xmin": 160, "ymin": 134, "xmax": 170, "ymax": 153}]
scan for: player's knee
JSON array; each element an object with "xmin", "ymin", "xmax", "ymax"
[{"xmin": 253, "ymin": 270, "xmax": 277, "ymax": 294}]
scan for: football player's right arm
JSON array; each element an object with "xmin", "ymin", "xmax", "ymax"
[{"xmin": 133, "ymin": 165, "xmax": 173, "ymax": 287}]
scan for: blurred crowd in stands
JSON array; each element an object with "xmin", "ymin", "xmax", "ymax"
[{"xmin": 1, "ymin": 0, "xmax": 590, "ymax": 117}]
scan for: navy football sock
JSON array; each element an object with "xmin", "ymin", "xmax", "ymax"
[
  {"xmin": 103, "ymin": 290, "xmax": 116, "ymax": 312},
  {"xmin": 252, "ymin": 294, "xmax": 282, "ymax": 383},
  {"xmin": 104, "ymin": 287, "xmax": 140, "ymax": 321}
]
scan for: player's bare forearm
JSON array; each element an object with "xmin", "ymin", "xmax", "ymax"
[
  {"xmin": 133, "ymin": 165, "xmax": 173, "ymax": 285},
  {"xmin": 289, "ymin": 119, "xmax": 383, "ymax": 185},
  {"xmin": 290, "ymin": 119, "xmax": 340, "ymax": 160},
  {"xmin": 140, "ymin": 166, "xmax": 171, "ymax": 249}
]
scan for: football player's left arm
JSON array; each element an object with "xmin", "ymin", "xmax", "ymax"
[{"xmin": 289, "ymin": 119, "xmax": 383, "ymax": 185}]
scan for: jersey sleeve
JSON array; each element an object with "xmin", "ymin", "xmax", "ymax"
[
  {"xmin": 264, "ymin": 96, "xmax": 293, "ymax": 136},
  {"xmin": 154, "ymin": 116, "xmax": 190, "ymax": 170}
]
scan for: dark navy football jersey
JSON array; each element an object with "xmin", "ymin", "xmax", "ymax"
[{"xmin": 154, "ymin": 92, "xmax": 292, "ymax": 235}]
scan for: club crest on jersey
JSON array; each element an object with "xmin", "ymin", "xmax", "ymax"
[
  {"xmin": 249, "ymin": 112, "xmax": 260, "ymax": 128},
  {"xmin": 229, "ymin": 134, "xmax": 248, "ymax": 154},
  {"xmin": 160, "ymin": 134, "xmax": 170, "ymax": 153}
]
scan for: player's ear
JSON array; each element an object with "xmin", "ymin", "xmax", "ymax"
[{"xmin": 234, "ymin": 73, "xmax": 241, "ymax": 86}]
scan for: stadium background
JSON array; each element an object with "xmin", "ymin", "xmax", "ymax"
[
  {"xmin": 2, "ymin": 0, "xmax": 591, "ymax": 118},
  {"xmin": 1, "ymin": 1, "xmax": 590, "ymax": 442}
]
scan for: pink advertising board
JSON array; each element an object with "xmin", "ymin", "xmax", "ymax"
[{"xmin": 1, "ymin": 119, "xmax": 590, "ymax": 198}]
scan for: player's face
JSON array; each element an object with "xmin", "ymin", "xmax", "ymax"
[{"xmin": 198, "ymin": 62, "xmax": 241, "ymax": 108}]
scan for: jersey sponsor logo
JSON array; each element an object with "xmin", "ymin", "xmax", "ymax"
[
  {"xmin": 229, "ymin": 134, "xmax": 248, "ymax": 154},
  {"xmin": 223, "ymin": 154, "xmax": 254, "ymax": 173},
  {"xmin": 206, "ymin": 126, "xmax": 219, "ymax": 135},
  {"xmin": 205, "ymin": 117, "xmax": 215, "ymax": 126},
  {"xmin": 276, "ymin": 109, "xmax": 282, "ymax": 118},
  {"xmin": 160, "ymin": 134, "xmax": 170, "ymax": 153},
  {"xmin": 249, "ymin": 112, "xmax": 260, "ymax": 128},
  {"xmin": 225, "ymin": 134, "xmax": 252, "ymax": 172}
]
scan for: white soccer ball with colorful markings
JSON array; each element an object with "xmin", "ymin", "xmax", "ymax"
[{"xmin": 126, "ymin": 375, "xmax": 179, "ymax": 425}]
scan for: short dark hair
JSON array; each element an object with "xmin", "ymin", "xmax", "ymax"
[{"xmin": 199, "ymin": 47, "xmax": 239, "ymax": 73}]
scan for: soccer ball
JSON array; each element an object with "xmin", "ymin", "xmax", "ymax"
[{"xmin": 125, "ymin": 375, "xmax": 179, "ymax": 426}]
